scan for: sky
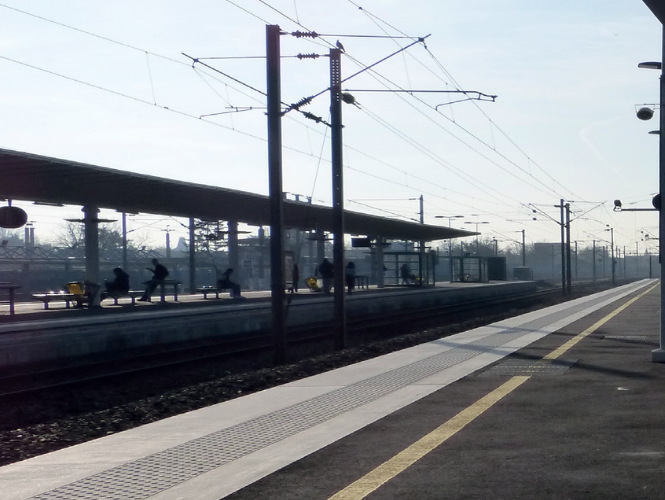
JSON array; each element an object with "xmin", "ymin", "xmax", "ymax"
[{"xmin": 0, "ymin": 0, "xmax": 662, "ymax": 255}]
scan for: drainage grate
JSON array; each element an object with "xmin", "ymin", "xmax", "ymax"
[
  {"xmin": 30, "ymin": 326, "xmax": 538, "ymax": 500},
  {"xmin": 477, "ymin": 358, "xmax": 577, "ymax": 377}
]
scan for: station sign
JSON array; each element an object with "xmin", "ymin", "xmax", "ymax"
[
  {"xmin": 0, "ymin": 206, "xmax": 28, "ymax": 229},
  {"xmin": 352, "ymin": 237, "xmax": 371, "ymax": 248}
]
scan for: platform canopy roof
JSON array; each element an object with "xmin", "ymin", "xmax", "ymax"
[
  {"xmin": 643, "ymin": 0, "xmax": 665, "ymax": 24},
  {"xmin": 0, "ymin": 148, "xmax": 476, "ymax": 242}
]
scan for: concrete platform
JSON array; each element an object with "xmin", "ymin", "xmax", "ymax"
[
  {"xmin": 0, "ymin": 279, "xmax": 659, "ymax": 499},
  {"xmin": 0, "ymin": 280, "xmax": 536, "ymax": 369}
]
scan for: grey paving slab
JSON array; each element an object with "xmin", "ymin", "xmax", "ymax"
[{"xmin": 223, "ymin": 280, "xmax": 662, "ymax": 500}]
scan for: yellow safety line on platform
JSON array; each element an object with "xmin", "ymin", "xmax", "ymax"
[
  {"xmin": 543, "ymin": 282, "xmax": 659, "ymax": 361},
  {"xmin": 327, "ymin": 282, "xmax": 658, "ymax": 500},
  {"xmin": 327, "ymin": 375, "xmax": 530, "ymax": 500}
]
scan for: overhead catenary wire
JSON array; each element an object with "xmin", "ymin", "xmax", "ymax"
[
  {"xmin": 342, "ymin": 0, "xmax": 581, "ymax": 202},
  {"xmin": 0, "ymin": 54, "xmax": 271, "ymax": 143},
  {"xmin": 0, "ymin": 36, "xmax": 562, "ymax": 236},
  {"xmin": 0, "ymin": 1, "xmax": 636, "ymax": 248},
  {"xmin": 356, "ymin": 107, "xmax": 518, "ymax": 207},
  {"xmin": 226, "ymin": 0, "xmax": 271, "ymax": 24},
  {"xmin": 0, "ymin": 1, "xmax": 558, "ymax": 220},
  {"xmin": 423, "ymin": 47, "xmax": 582, "ymax": 200},
  {"xmin": 345, "ymin": 60, "xmax": 567, "ymax": 200},
  {"xmin": 0, "ymin": 3, "xmax": 190, "ymax": 68},
  {"xmin": 145, "ymin": 52, "xmax": 157, "ymax": 105},
  {"xmin": 320, "ymin": 41, "xmax": 570, "ymax": 203}
]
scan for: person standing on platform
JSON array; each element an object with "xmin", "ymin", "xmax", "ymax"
[
  {"xmin": 292, "ymin": 263, "xmax": 300, "ymax": 293},
  {"xmin": 400, "ymin": 263, "xmax": 411, "ymax": 285},
  {"xmin": 139, "ymin": 258, "xmax": 169, "ymax": 301},
  {"xmin": 319, "ymin": 258, "xmax": 334, "ymax": 295},
  {"xmin": 345, "ymin": 261, "xmax": 356, "ymax": 294}
]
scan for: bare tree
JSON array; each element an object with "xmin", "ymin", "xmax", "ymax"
[
  {"xmin": 0, "ymin": 228, "xmax": 23, "ymax": 246},
  {"xmin": 54, "ymin": 221, "xmax": 136, "ymax": 254}
]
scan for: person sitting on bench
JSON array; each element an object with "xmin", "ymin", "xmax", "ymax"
[
  {"xmin": 217, "ymin": 268, "xmax": 241, "ymax": 298},
  {"xmin": 102, "ymin": 267, "xmax": 130, "ymax": 299},
  {"xmin": 139, "ymin": 259, "xmax": 169, "ymax": 301}
]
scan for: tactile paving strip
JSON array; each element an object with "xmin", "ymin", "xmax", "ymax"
[{"xmin": 28, "ymin": 322, "xmax": 568, "ymax": 499}]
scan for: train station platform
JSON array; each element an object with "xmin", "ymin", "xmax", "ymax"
[
  {"xmin": 0, "ymin": 280, "xmax": 536, "ymax": 369},
  {"xmin": 1, "ymin": 279, "xmax": 661, "ymax": 499}
]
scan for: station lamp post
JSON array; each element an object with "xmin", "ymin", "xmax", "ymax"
[
  {"xmin": 435, "ymin": 215, "xmax": 464, "ymax": 278},
  {"xmin": 434, "ymin": 215, "xmax": 464, "ymax": 254},
  {"xmin": 605, "ymin": 225, "xmax": 615, "ymax": 284},
  {"xmin": 638, "ymin": 0, "xmax": 665, "ymax": 362},
  {"xmin": 516, "ymin": 229, "xmax": 526, "ymax": 267},
  {"xmin": 464, "ymin": 221, "xmax": 489, "ymax": 254}
]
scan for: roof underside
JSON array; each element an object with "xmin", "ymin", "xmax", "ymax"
[{"xmin": 0, "ymin": 148, "xmax": 476, "ymax": 242}]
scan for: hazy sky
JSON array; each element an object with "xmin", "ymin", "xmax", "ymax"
[{"xmin": 0, "ymin": 0, "xmax": 661, "ymax": 254}]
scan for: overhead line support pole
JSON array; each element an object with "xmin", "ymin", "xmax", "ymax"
[
  {"xmin": 419, "ymin": 195, "xmax": 424, "ymax": 285},
  {"xmin": 653, "ymin": 22, "xmax": 665, "ymax": 362},
  {"xmin": 557, "ymin": 199, "xmax": 566, "ymax": 295},
  {"xmin": 189, "ymin": 217, "xmax": 196, "ymax": 294},
  {"xmin": 121, "ymin": 212, "xmax": 128, "ymax": 272},
  {"xmin": 330, "ymin": 47, "xmax": 346, "ymax": 350},
  {"xmin": 565, "ymin": 203, "xmax": 572, "ymax": 293},
  {"xmin": 267, "ymin": 25, "xmax": 286, "ymax": 364},
  {"xmin": 609, "ymin": 228, "xmax": 615, "ymax": 285}
]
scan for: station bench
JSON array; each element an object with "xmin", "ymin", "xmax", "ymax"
[
  {"xmin": 196, "ymin": 286, "xmax": 222, "ymax": 299},
  {"xmin": 355, "ymin": 275, "xmax": 370, "ymax": 289},
  {"xmin": 32, "ymin": 292, "xmax": 88, "ymax": 310},
  {"xmin": 196, "ymin": 285, "xmax": 239, "ymax": 299},
  {"xmin": 102, "ymin": 290, "xmax": 145, "ymax": 305},
  {"xmin": 0, "ymin": 282, "xmax": 20, "ymax": 315},
  {"xmin": 33, "ymin": 282, "xmax": 95, "ymax": 310},
  {"xmin": 142, "ymin": 279, "xmax": 181, "ymax": 302}
]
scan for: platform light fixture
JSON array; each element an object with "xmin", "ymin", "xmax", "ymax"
[
  {"xmin": 635, "ymin": 3, "xmax": 665, "ymax": 361},
  {"xmin": 464, "ymin": 221, "xmax": 489, "ymax": 254}
]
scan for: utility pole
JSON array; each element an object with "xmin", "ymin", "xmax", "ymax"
[
  {"xmin": 636, "ymin": 241, "xmax": 639, "ymax": 277},
  {"xmin": 592, "ymin": 240, "xmax": 596, "ymax": 281},
  {"xmin": 121, "ymin": 212, "xmax": 128, "ymax": 272},
  {"xmin": 419, "ymin": 194, "xmax": 425, "ymax": 285},
  {"xmin": 659, "ymin": 16, "xmax": 665, "ymax": 361},
  {"xmin": 189, "ymin": 217, "xmax": 196, "ymax": 294},
  {"xmin": 603, "ymin": 246, "xmax": 607, "ymax": 278},
  {"xmin": 521, "ymin": 229, "xmax": 526, "ymax": 267},
  {"xmin": 557, "ymin": 199, "xmax": 566, "ymax": 294},
  {"xmin": 330, "ymin": 47, "xmax": 346, "ymax": 350},
  {"xmin": 163, "ymin": 225, "xmax": 172, "ymax": 259},
  {"xmin": 267, "ymin": 25, "xmax": 286, "ymax": 364},
  {"xmin": 565, "ymin": 203, "xmax": 571, "ymax": 293},
  {"xmin": 607, "ymin": 227, "xmax": 615, "ymax": 284}
]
